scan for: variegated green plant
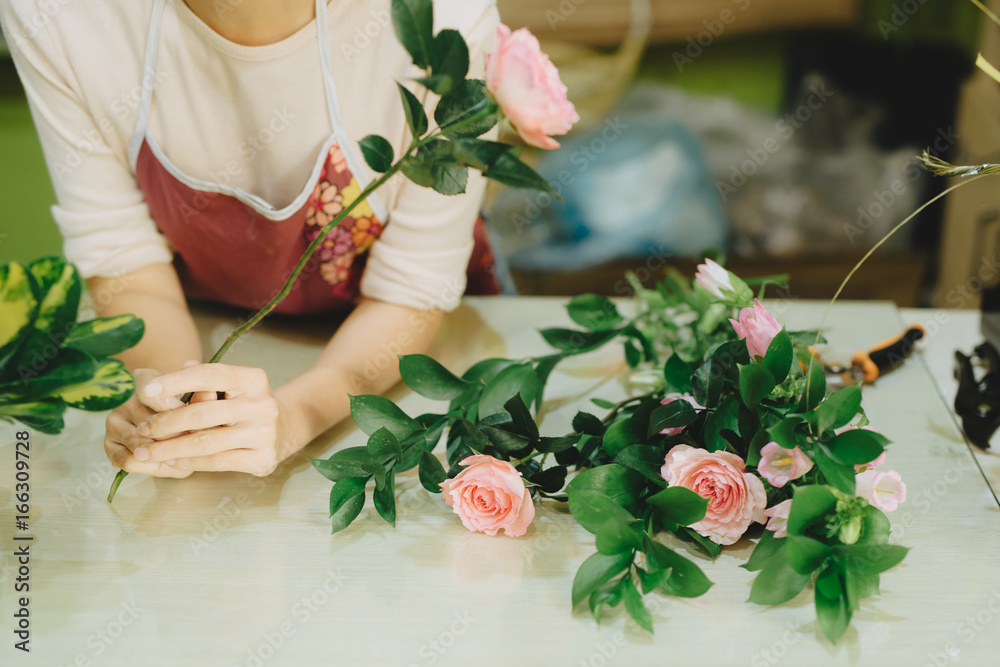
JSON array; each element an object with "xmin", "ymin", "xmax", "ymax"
[{"xmin": 0, "ymin": 256, "xmax": 144, "ymax": 434}]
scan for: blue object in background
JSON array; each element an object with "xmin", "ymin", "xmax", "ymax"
[{"xmin": 502, "ymin": 116, "xmax": 728, "ymax": 271}]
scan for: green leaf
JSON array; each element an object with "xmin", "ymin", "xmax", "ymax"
[
  {"xmin": 412, "ymin": 139, "xmax": 469, "ymax": 196},
  {"xmin": 738, "ymin": 363, "xmax": 776, "ymax": 408},
  {"xmin": 787, "ymin": 485, "xmax": 837, "ymax": 535},
  {"xmin": 400, "ymin": 156, "xmax": 435, "ymax": 187},
  {"xmin": 614, "ymin": 445, "xmax": 667, "ymax": 483},
  {"xmin": 837, "ymin": 543, "xmax": 909, "ymax": 576},
  {"xmin": 61, "ymin": 314, "xmax": 144, "ymax": 358},
  {"xmin": 47, "ymin": 358, "xmax": 134, "ymax": 411},
  {"xmin": 418, "ymin": 451, "xmax": 448, "ymax": 492},
  {"xmin": 478, "ymin": 422, "xmax": 531, "ymax": 452},
  {"xmin": 532, "ymin": 353, "xmax": 565, "ymax": 413},
  {"xmin": 504, "ymin": 394, "xmax": 539, "ymax": 441},
  {"xmin": 0, "ymin": 261, "xmax": 40, "ymax": 374},
  {"xmin": 566, "ymin": 294, "xmax": 624, "ymax": 331},
  {"xmin": 856, "ymin": 505, "xmax": 891, "ymax": 545},
  {"xmin": 691, "ymin": 356, "xmax": 724, "ymax": 408},
  {"xmin": 704, "ymin": 395, "xmax": 740, "ymax": 452},
  {"xmin": 430, "ymin": 29, "xmax": 469, "ymax": 84},
  {"xmin": 814, "ymin": 385, "xmax": 862, "ymax": 434},
  {"xmin": 573, "ymin": 411, "xmax": 605, "ymax": 437},
  {"xmin": 484, "ymin": 150, "xmax": 558, "ymax": 196},
  {"xmin": 391, "ymin": 0, "xmax": 434, "ymax": 69},
  {"xmin": 815, "ymin": 563, "xmax": 851, "ymax": 643},
  {"xmin": 0, "ymin": 399, "xmax": 65, "ymax": 434},
  {"xmin": 785, "ymin": 534, "xmax": 833, "ymax": 574},
  {"xmin": 536, "ymin": 433, "xmax": 580, "ymax": 454},
  {"xmin": 21, "ymin": 257, "xmax": 81, "ymax": 361},
  {"xmin": 811, "ymin": 446, "xmax": 856, "ymax": 495},
  {"xmin": 797, "ymin": 355, "xmax": 826, "ymax": 412},
  {"xmin": 358, "ymin": 134, "xmax": 395, "ymax": 173},
  {"xmin": 767, "ymin": 417, "xmax": 800, "ymax": 450},
  {"xmin": 540, "ymin": 327, "xmax": 621, "ymax": 354},
  {"xmin": 601, "ymin": 417, "xmax": 642, "ymax": 459},
  {"xmin": 762, "ymin": 328, "xmax": 793, "ymax": 384},
  {"xmin": 328, "ymin": 476, "xmax": 367, "ymax": 515},
  {"xmin": 568, "ymin": 489, "xmax": 638, "ymax": 535},
  {"xmin": 530, "ymin": 465, "xmax": 567, "ymax": 494},
  {"xmin": 413, "ymin": 74, "xmax": 452, "ymax": 95},
  {"xmin": 330, "ymin": 489, "xmax": 366, "ymax": 535},
  {"xmin": 592, "ymin": 398, "xmax": 616, "ymax": 410},
  {"xmin": 647, "ymin": 486, "xmax": 709, "ymax": 530},
  {"xmin": 311, "ymin": 447, "xmax": 378, "ymax": 482},
  {"xmin": 677, "ymin": 527, "xmax": 723, "ymax": 558},
  {"xmin": 478, "ymin": 363, "xmax": 538, "ymax": 418},
  {"xmin": 595, "ymin": 518, "xmax": 642, "ymax": 555},
  {"xmin": 663, "ymin": 355, "xmax": 694, "ymax": 394},
  {"xmin": 434, "ymin": 79, "xmax": 498, "ymax": 139},
  {"xmin": 636, "ymin": 566, "xmax": 672, "ymax": 595},
  {"xmin": 827, "ymin": 428, "xmax": 888, "ymax": 466},
  {"xmin": 748, "ymin": 544, "xmax": 812, "ymax": 605},
  {"xmin": 397, "ymin": 83, "xmax": 428, "ymax": 136},
  {"xmin": 399, "ymin": 354, "xmax": 472, "ymax": 400},
  {"xmin": 743, "ymin": 529, "xmax": 784, "ymax": 571},
  {"xmin": 450, "ymin": 138, "xmax": 514, "ymax": 171},
  {"xmin": 367, "ymin": 427, "xmax": 403, "ymax": 463},
  {"xmin": 8, "ymin": 348, "xmax": 98, "ymax": 400},
  {"xmin": 643, "ymin": 537, "xmax": 714, "ymax": 598},
  {"xmin": 373, "ymin": 467, "xmax": 396, "ymax": 527},
  {"xmin": 566, "ymin": 464, "xmax": 646, "ymax": 514},
  {"xmin": 350, "ymin": 394, "xmax": 418, "ymax": 440},
  {"xmin": 588, "ymin": 578, "xmax": 626, "ymax": 622},
  {"xmin": 647, "ymin": 399, "xmax": 698, "ymax": 437},
  {"xmin": 622, "ymin": 577, "xmax": 654, "ymax": 634},
  {"xmin": 571, "ymin": 551, "xmax": 633, "ymax": 608}
]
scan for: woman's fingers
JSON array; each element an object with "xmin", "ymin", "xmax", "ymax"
[
  {"xmin": 141, "ymin": 364, "xmax": 268, "ymax": 410},
  {"xmin": 172, "ymin": 449, "xmax": 277, "ymax": 477},
  {"xmin": 104, "ymin": 438, "xmax": 193, "ymax": 478},
  {"xmin": 136, "ymin": 398, "xmax": 247, "ymax": 440},
  {"xmin": 135, "ymin": 425, "xmax": 263, "ymax": 465}
]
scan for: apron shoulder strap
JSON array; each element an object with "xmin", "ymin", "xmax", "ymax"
[{"xmin": 128, "ymin": 0, "xmax": 167, "ymax": 170}]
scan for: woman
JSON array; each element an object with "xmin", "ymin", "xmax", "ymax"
[{"xmin": 2, "ymin": 0, "xmax": 501, "ymax": 478}]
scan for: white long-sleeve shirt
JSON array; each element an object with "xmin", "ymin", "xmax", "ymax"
[{"xmin": 1, "ymin": 0, "xmax": 498, "ymax": 311}]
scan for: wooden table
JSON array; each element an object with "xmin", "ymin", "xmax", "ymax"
[{"xmin": 2, "ymin": 297, "xmax": 999, "ymax": 666}]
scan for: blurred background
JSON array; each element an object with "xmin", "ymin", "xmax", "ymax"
[{"xmin": 1, "ymin": 0, "xmax": 997, "ymax": 307}]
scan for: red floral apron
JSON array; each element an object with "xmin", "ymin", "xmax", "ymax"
[{"xmin": 128, "ymin": 0, "xmax": 499, "ymax": 316}]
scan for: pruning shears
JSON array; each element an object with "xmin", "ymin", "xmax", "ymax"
[{"xmin": 811, "ymin": 324, "xmax": 926, "ymax": 386}]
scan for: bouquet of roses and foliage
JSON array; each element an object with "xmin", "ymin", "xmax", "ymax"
[{"xmin": 312, "ymin": 259, "xmax": 909, "ymax": 643}]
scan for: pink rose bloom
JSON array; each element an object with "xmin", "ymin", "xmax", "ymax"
[
  {"xmin": 729, "ymin": 299, "xmax": 781, "ymax": 360},
  {"xmin": 855, "ymin": 469, "xmax": 907, "ymax": 512},
  {"xmin": 695, "ymin": 258, "xmax": 733, "ymax": 299},
  {"xmin": 658, "ymin": 395, "xmax": 704, "ymax": 436},
  {"xmin": 440, "ymin": 455, "xmax": 535, "ymax": 537},
  {"xmin": 660, "ymin": 445, "xmax": 767, "ymax": 545},
  {"xmin": 484, "ymin": 24, "xmax": 579, "ymax": 149},
  {"xmin": 763, "ymin": 499, "xmax": 792, "ymax": 538},
  {"xmin": 757, "ymin": 442, "xmax": 814, "ymax": 488}
]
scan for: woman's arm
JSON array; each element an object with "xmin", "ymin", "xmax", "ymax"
[
  {"xmin": 121, "ymin": 298, "xmax": 443, "ymax": 476},
  {"xmin": 88, "ymin": 263, "xmax": 203, "ymax": 373}
]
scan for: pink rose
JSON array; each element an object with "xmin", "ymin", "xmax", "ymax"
[
  {"xmin": 484, "ymin": 24, "xmax": 579, "ymax": 149},
  {"xmin": 660, "ymin": 444, "xmax": 767, "ymax": 545},
  {"xmin": 658, "ymin": 395, "xmax": 705, "ymax": 436},
  {"xmin": 757, "ymin": 442, "xmax": 814, "ymax": 488},
  {"xmin": 729, "ymin": 299, "xmax": 781, "ymax": 360},
  {"xmin": 763, "ymin": 499, "xmax": 792, "ymax": 538},
  {"xmin": 695, "ymin": 258, "xmax": 733, "ymax": 299},
  {"xmin": 440, "ymin": 455, "xmax": 535, "ymax": 537},
  {"xmin": 855, "ymin": 469, "xmax": 907, "ymax": 512}
]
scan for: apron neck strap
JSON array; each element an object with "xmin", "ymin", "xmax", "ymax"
[
  {"xmin": 314, "ymin": 0, "xmax": 343, "ymax": 132},
  {"xmin": 129, "ymin": 0, "xmax": 167, "ymax": 169}
]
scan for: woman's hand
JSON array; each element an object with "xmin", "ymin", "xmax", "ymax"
[
  {"xmin": 104, "ymin": 368, "xmax": 195, "ymax": 479},
  {"xmin": 126, "ymin": 363, "xmax": 289, "ymax": 477}
]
